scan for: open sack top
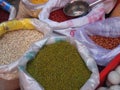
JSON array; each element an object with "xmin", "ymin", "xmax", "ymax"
[
  {"xmin": 39, "ymin": 0, "xmax": 117, "ymax": 29},
  {"xmin": 0, "ymin": 18, "xmax": 51, "ymax": 84},
  {"xmin": 18, "ymin": 36, "xmax": 99, "ymax": 90},
  {"xmin": 74, "ymin": 17, "xmax": 120, "ymax": 66}
]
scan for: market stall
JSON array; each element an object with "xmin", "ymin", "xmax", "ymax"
[{"xmin": 0, "ymin": 0, "xmax": 120, "ymax": 90}]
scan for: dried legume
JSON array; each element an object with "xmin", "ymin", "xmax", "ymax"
[
  {"xmin": 90, "ymin": 35, "xmax": 120, "ymax": 49},
  {"xmin": 0, "ymin": 30, "xmax": 43, "ymax": 65},
  {"xmin": 27, "ymin": 41, "xmax": 91, "ymax": 90},
  {"xmin": 0, "ymin": 8, "xmax": 9, "ymax": 23},
  {"xmin": 30, "ymin": 0, "xmax": 48, "ymax": 4},
  {"xmin": 49, "ymin": 8, "xmax": 73, "ymax": 22}
]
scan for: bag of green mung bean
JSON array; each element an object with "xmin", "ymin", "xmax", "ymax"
[
  {"xmin": 0, "ymin": 19, "xmax": 52, "ymax": 90},
  {"xmin": 18, "ymin": 36, "xmax": 100, "ymax": 90}
]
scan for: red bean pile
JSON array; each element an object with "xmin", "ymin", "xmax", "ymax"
[
  {"xmin": 0, "ymin": 8, "xmax": 9, "ymax": 23},
  {"xmin": 90, "ymin": 35, "xmax": 120, "ymax": 50},
  {"xmin": 49, "ymin": 8, "xmax": 74, "ymax": 22}
]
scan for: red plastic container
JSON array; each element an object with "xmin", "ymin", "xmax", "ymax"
[{"xmin": 99, "ymin": 53, "xmax": 120, "ymax": 87}]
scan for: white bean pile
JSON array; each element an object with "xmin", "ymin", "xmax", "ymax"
[{"xmin": 0, "ymin": 30, "xmax": 43, "ymax": 65}]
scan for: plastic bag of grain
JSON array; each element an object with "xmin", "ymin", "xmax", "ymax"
[
  {"xmin": 16, "ymin": 1, "xmax": 30, "ymax": 19},
  {"xmin": 74, "ymin": 17, "xmax": 120, "ymax": 66},
  {"xmin": 39, "ymin": 0, "xmax": 117, "ymax": 29},
  {"xmin": 0, "ymin": 0, "xmax": 17, "ymax": 20},
  {"xmin": 0, "ymin": 18, "xmax": 52, "ymax": 90},
  {"xmin": 7, "ymin": 0, "xmax": 20, "ymax": 19},
  {"xmin": 18, "ymin": 36, "xmax": 99, "ymax": 90},
  {"xmin": 19, "ymin": 0, "xmax": 48, "ymax": 18}
]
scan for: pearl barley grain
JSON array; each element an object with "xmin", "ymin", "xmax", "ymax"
[{"xmin": 0, "ymin": 30, "xmax": 43, "ymax": 65}]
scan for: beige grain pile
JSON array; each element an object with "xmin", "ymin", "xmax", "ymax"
[
  {"xmin": 16, "ymin": 1, "xmax": 30, "ymax": 18},
  {"xmin": 0, "ymin": 30, "xmax": 43, "ymax": 65},
  {"xmin": 16, "ymin": 1, "xmax": 41, "ymax": 18}
]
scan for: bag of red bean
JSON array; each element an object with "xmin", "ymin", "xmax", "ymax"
[
  {"xmin": 39, "ymin": 0, "xmax": 117, "ymax": 30},
  {"xmin": 74, "ymin": 17, "xmax": 120, "ymax": 66}
]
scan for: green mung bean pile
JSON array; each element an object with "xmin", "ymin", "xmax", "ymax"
[{"xmin": 27, "ymin": 41, "xmax": 91, "ymax": 90}]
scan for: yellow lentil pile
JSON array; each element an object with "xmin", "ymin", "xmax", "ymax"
[
  {"xmin": 0, "ymin": 30, "xmax": 43, "ymax": 65},
  {"xmin": 30, "ymin": 0, "xmax": 48, "ymax": 4}
]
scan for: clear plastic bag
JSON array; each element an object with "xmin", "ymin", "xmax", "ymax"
[
  {"xmin": 21, "ymin": 0, "xmax": 48, "ymax": 18},
  {"xmin": 0, "ymin": 18, "xmax": 52, "ymax": 90},
  {"xmin": 0, "ymin": 0, "xmax": 16, "ymax": 20},
  {"xmin": 85, "ymin": 0, "xmax": 117, "ymax": 14},
  {"xmin": 74, "ymin": 17, "xmax": 120, "ymax": 66},
  {"xmin": 18, "ymin": 36, "xmax": 99, "ymax": 90},
  {"xmin": 39, "ymin": 0, "xmax": 116, "ymax": 29}
]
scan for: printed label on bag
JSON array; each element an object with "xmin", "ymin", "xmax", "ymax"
[
  {"xmin": 70, "ymin": 30, "xmax": 76, "ymax": 37},
  {"xmin": 0, "ymin": 1, "xmax": 11, "ymax": 12}
]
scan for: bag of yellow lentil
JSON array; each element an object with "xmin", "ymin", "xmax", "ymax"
[
  {"xmin": 20, "ymin": 0, "xmax": 48, "ymax": 18},
  {"xmin": 0, "ymin": 18, "xmax": 52, "ymax": 90},
  {"xmin": 18, "ymin": 36, "xmax": 100, "ymax": 90}
]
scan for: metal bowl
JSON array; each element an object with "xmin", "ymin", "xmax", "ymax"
[{"xmin": 63, "ymin": 1, "xmax": 91, "ymax": 17}]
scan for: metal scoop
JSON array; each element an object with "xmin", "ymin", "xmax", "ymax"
[{"xmin": 63, "ymin": 0, "xmax": 104, "ymax": 17}]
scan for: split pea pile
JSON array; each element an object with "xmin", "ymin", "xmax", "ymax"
[
  {"xmin": 0, "ymin": 30, "xmax": 43, "ymax": 65},
  {"xmin": 27, "ymin": 41, "xmax": 91, "ymax": 90},
  {"xmin": 30, "ymin": 0, "xmax": 48, "ymax": 4}
]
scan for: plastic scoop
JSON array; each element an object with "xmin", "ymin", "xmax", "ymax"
[{"xmin": 63, "ymin": 0, "xmax": 104, "ymax": 17}]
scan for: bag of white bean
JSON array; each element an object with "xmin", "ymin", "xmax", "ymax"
[
  {"xmin": 0, "ymin": 18, "xmax": 52, "ymax": 90},
  {"xmin": 18, "ymin": 36, "xmax": 100, "ymax": 90}
]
